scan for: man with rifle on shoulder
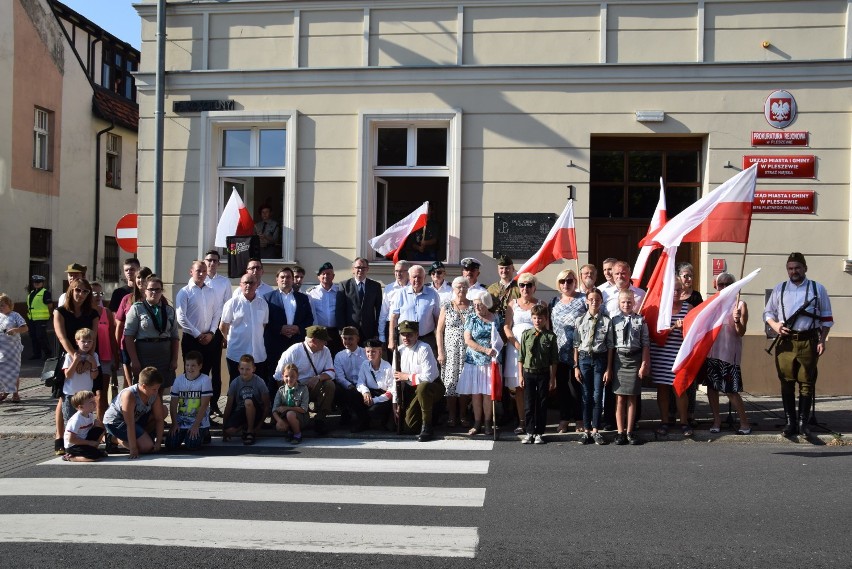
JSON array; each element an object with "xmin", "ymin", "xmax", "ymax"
[
  {"xmin": 394, "ymin": 320, "xmax": 442, "ymax": 442},
  {"xmin": 764, "ymin": 252, "xmax": 833, "ymax": 438}
]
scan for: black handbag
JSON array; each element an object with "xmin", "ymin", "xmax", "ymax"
[{"xmin": 42, "ymin": 353, "xmax": 66, "ymax": 399}]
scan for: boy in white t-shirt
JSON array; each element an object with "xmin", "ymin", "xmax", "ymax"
[
  {"xmin": 63, "ymin": 390, "xmax": 106, "ymax": 462},
  {"xmin": 166, "ymin": 351, "xmax": 213, "ymax": 450},
  {"xmin": 60, "ymin": 328, "xmax": 101, "ymax": 432}
]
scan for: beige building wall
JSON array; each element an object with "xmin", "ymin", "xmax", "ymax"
[
  {"xmin": 1, "ymin": 0, "xmax": 139, "ymax": 303},
  {"xmin": 135, "ymin": 0, "xmax": 852, "ymax": 394}
]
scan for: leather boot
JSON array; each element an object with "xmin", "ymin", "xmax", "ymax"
[
  {"xmin": 781, "ymin": 382, "xmax": 797, "ymax": 437},
  {"xmin": 798, "ymin": 394, "xmax": 812, "ymax": 437}
]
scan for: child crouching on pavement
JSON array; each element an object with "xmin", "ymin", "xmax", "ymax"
[
  {"xmin": 610, "ymin": 290, "xmax": 650, "ymax": 446},
  {"xmin": 166, "ymin": 350, "xmax": 213, "ymax": 451},
  {"xmin": 57, "ymin": 328, "xmax": 100, "ymax": 455},
  {"xmin": 272, "ymin": 363, "xmax": 309, "ymax": 443},
  {"xmin": 103, "ymin": 366, "xmax": 165, "ymax": 459},
  {"xmin": 62, "ymin": 390, "xmax": 106, "ymax": 462},
  {"xmin": 223, "ymin": 354, "xmax": 270, "ymax": 446},
  {"xmin": 517, "ymin": 304, "xmax": 558, "ymax": 445}
]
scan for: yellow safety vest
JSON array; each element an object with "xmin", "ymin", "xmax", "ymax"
[{"xmin": 27, "ymin": 288, "xmax": 50, "ymax": 321}]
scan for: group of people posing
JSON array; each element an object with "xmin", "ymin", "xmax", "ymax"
[{"xmin": 4, "ymin": 245, "xmax": 831, "ymax": 459}]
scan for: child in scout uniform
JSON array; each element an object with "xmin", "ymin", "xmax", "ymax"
[
  {"xmin": 573, "ymin": 288, "xmax": 614, "ymax": 446},
  {"xmin": 610, "ymin": 290, "xmax": 650, "ymax": 446},
  {"xmin": 517, "ymin": 305, "xmax": 558, "ymax": 445},
  {"xmin": 272, "ymin": 363, "xmax": 309, "ymax": 443}
]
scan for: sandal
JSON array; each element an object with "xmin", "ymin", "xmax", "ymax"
[
  {"xmin": 655, "ymin": 424, "xmax": 669, "ymax": 436},
  {"xmin": 467, "ymin": 424, "xmax": 481, "ymax": 436},
  {"xmin": 243, "ymin": 432, "xmax": 256, "ymax": 446},
  {"xmin": 557, "ymin": 421, "xmax": 570, "ymax": 434},
  {"xmin": 483, "ymin": 424, "xmax": 494, "ymax": 436},
  {"xmin": 513, "ymin": 426, "xmax": 525, "ymax": 435},
  {"xmin": 446, "ymin": 418, "xmax": 458, "ymax": 428},
  {"xmin": 681, "ymin": 425, "xmax": 694, "ymax": 437},
  {"xmin": 10, "ymin": 393, "xmax": 20, "ymax": 403},
  {"xmin": 736, "ymin": 427, "xmax": 752, "ymax": 435},
  {"xmin": 709, "ymin": 425, "xmax": 721, "ymax": 434}
]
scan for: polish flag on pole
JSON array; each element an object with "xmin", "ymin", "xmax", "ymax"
[
  {"xmin": 215, "ymin": 190, "xmax": 255, "ymax": 247},
  {"xmin": 644, "ymin": 165, "xmax": 757, "ymax": 333},
  {"xmin": 516, "ymin": 200, "xmax": 578, "ymax": 277},
  {"xmin": 638, "ymin": 245, "xmax": 678, "ymax": 345},
  {"xmin": 631, "ymin": 178, "xmax": 667, "ymax": 286},
  {"xmin": 650, "ymin": 164, "xmax": 757, "ymax": 248},
  {"xmin": 490, "ymin": 321, "xmax": 504, "ymax": 401},
  {"xmin": 369, "ymin": 201, "xmax": 429, "ymax": 264},
  {"xmin": 671, "ymin": 268, "xmax": 761, "ymax": 396}
]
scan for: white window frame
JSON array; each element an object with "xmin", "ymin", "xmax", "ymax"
[
  {"xmin": 358, "ymin": 109, "xmax": 462, "ymax": 264},
  {"xmin": 200, "ymin": 111, "xmax": 298, "ymax": 263},
  {"xmin": 33, "ymin": 108, "xmax": 49, "ymax": 170},
  {"xmin": 106, "ymin": 133, "xmax": 122, "ymax": 188}
]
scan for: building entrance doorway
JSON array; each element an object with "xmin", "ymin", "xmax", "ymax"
[{"xmin": 589, "ymin": 137, "xmax": 703, "ymax": 287}]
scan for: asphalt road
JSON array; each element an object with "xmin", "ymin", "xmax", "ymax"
[{"xmin": 0, "ymin": 436, "xmax": 850, "ymax": 568}]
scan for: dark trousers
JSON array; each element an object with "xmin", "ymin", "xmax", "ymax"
[
  {"xmin": 555, "ymin": 362, "xmax": 582, "ymax": 422},
  {"xmin": 209, "ymin": 330, "xmax": 224, "ymax": 410},
  {"xmin": 334, "ymin": 383, "xmax": 362, "ymax": 420},
  {"xmin": 522, "ymin": 370, "xmax": 549, "ymax": 435},
  {"xmin": 28, "ymin": 319, "xmax": 51, "ymax": 358}
]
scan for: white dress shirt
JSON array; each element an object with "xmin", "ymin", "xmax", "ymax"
[
  {"xmin": 357, "ymin": 359, "xmax": 395, "ymax": 404},
  {"xmin": 334, "ymin": 346, "xmax": 368, "ymax": 389},
  {"xmin": 205, "ymin": 273, "xmax": 232, "ymax": 312},
  {"xmin": 175, "ymin": 280, "xmax": 222, "ymax": 338},
  {"xmin": 308, "ymin": 283, "xmax": 339, "ymax": 328},
  {"xmin": 221, "ymin": 293, "xmax": 269, "ymax": 362},
  {"xmin": 379, "ymin": 281, "xmax": 406, "ymax": 342},
  {"xmin": 399, "ymin": 340, "xmax": 438, "ymax": 385}
]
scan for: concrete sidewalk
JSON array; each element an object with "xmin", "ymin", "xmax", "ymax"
[{"xmin": 3, "ymin": 356, "xmax": 849, "ymax": 445}]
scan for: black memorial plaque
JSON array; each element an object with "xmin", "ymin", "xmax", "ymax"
[{"xmin": 493, "ymin": 213, "xmax": 557, "ymax": 259}]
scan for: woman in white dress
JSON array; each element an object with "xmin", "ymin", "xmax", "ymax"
[
  {"xmin": 457, "ymin": 289, "xmax": 499, "ymax": 435},
  {"xmin": 503, "ymin": 272, "xmax": 545, "ymax": 435}
]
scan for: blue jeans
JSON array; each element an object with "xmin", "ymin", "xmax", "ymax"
[{"xmin": 577, "ymin": 352, "xmax": 607, "ymax": 430}]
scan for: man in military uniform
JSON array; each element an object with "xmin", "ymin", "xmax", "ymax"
[
  {"xmin": 764, "ymin": 252, "xmax": 833, "ymax": 437},
  {"xmin": 394, "ymin": 320, "xmax": 443, "ymax": 442}
]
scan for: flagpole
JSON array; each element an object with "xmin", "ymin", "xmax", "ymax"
[{"xmin": 736, "ymin": 240, "xmax": 750, "ymax": 303}]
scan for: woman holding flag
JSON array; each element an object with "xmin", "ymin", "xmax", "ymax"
[
  {"xmin": 704, "ymin": 273, "xmax": 750, "ymax": 435},
  {"xmin": 457, "ymin": 289, "xmax": 500, "ymax": 435},
  {"xmin": 649, "ymin": 278, "xmax": 692, "ymax": 437}
]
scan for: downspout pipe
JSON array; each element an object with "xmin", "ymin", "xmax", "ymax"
[
  {"xmin": 153, "ymin": 0, "xmax": 167, "ymax": 275},
  {"xmin": 94, "ymin": 122, "xmax": 116, "ymax": 277}
]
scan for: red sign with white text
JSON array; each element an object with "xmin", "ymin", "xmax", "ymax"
[
  {"xmin": 742, "ymin": 155, "xmax": 815, "ymax": 178},
  {"xmin": 751, "ymin": 131, "xmax": 809, "ymax": 147},
  {"xmin": 752, "ymin": 191, "xmax": 815, "ymax": 214}
]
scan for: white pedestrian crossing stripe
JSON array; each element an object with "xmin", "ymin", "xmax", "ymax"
[
  {"xmin": 0, "ymin": 514, "xmax": 480, "ymax": 558},
  {"xmin": 22, "ymin": 437, "xmax": 491, "ymax": 558},
  {"xmin": 42, "ymin": 455, "xmax": 490, "ymax": 474},
  {"xmin": 1, "ymin": 477, "xmax": 486, "ymax": 507}
]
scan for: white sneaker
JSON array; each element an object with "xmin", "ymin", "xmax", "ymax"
[
  {"xmin": 521, "ymin": 434, "xmax": 534, "ymax": 444},
  {"xmin": 533, "ymin": 434, "xmax": 546, "ymax": 445}
]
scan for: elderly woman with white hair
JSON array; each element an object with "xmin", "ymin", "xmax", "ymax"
[
  {"xmin": 457, "ymin": 289, "xmax": 499, "ymax": 435},
  {"xmin": 549, "ymin": 268, "xmax": 586, "ymax": 433},
  {"xmin": 436, "ymin": 276, "xmax": 472, "ymax": 427}
]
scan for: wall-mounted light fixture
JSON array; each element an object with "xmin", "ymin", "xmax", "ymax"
[{"xmin": 635, "ymin": 110, "xmax": 665, "ymax": 122}]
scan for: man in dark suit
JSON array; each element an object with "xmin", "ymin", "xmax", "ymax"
[
  {"xmin": 264, "ymin": 267, "xmax": 313, "ymax": 392},
  {"xmin": 336, "ymin": 257, "xmax": 382, "ymax": 342}
]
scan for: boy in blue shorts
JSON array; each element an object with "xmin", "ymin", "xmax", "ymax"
[{"xmin": 166, "ymin": 351, "xmax": 213, "ymax": 450}]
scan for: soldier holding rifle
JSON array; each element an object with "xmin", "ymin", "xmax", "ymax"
[
  {"xmin": 394, "ymin": 320, "xmax": 443, "ymax": 442},
  {"xmin": 763, "ymin": 252, "xmax": 833, "ymax": 437}
]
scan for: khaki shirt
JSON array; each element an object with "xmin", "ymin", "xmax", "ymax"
[{"xmin": 518, "ymin": 328, "xmax": 558, "ymax": 370}]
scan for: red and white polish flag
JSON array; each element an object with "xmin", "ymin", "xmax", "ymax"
[
  {"xmin": 671, "ymin": 268, "xmax": 761, "ymax": 396},
  {"xmin": 632, "ymin": 178, "xmax": 667, "ymax": 287},
  {"xmin": 650, "ymin": 164, "xmax": 757, "ymax": 249},
  {"xmin": 638, "ymin": 245, "xmax": 678, "ymax": 344},
  {"xmin": 369, "ymin": 201, "xmax": 429, "ymax": 264},
  {"xmin": 215, "ymin": 190, "xmax": 255, "ymax": 247},
  {"xmin": 516, "ymin": 200, "xmax": 578, "ymax": 277}
]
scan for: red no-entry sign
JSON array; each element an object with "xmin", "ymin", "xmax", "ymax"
[{"xmin": 115, "ymin": 213, "xmax": 138, "ymax": 253}]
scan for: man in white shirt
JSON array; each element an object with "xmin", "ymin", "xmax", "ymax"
[
  {"xmin": 203, "ymin": 249, "xmax": 231, "ymax": 415},
  {"xmin": 461, "ymin": 257, "xmax": 486, "ymax": 292},
  {"xmin": 389, "ymin": 265, "xmax": 441, "ymax": 358},
  {"xmin": 394, "ymin": 320, "xmax": 443, "ymax": 442},
  {"xmin": 428, "ymin": 261, "xmax": 453, "ymax": 303},
  {"xmin": 176, "ymin": 261, "xmax": 222, "ymax": 395},
  {"xmin": 307, "ymin": 262, "xmax": 343, "ymax": 355},
  {"xmin": 274, "ymin": 325, "xmax": 336, "ymax": 435},
  {"xmin": 220, "ymin": 275, "xmax": 269, "ymax": 382},
  {"xmin": 233, "ymin": 259, "xmax": 275, "ymax": 298},
  {"xmin": 604, "ymin": 261, "xmax": 646, "ymax": 317},
  {"xmin": 333, "ymin": 326, "xmax": 368, "ymax": 430},
  {"xmin": 599, "ymin": 257, "xmax": 619, "ymax": 300},
  {"xmin": 378, "ymin": 260, "xmax": 410, "ymax": 344}
]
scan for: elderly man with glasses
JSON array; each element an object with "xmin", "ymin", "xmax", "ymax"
[
  {"xmin": 336, "ymin": 257, "xmax": 383, "ymax": 342},
  {"xmin": 220, "ymin": 274, "xmax": 270, "ymax": 382}
]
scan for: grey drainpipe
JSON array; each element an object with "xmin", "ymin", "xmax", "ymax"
[{"xmin": 94, "ymin": 122, "xmax": 115, "ymax": 277}]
